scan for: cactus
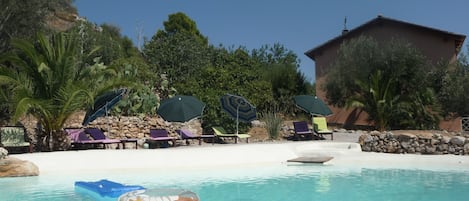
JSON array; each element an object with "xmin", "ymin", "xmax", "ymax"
[{"xmin": 112, "ymin": 73, "xmax": 177, "ymax": 116}]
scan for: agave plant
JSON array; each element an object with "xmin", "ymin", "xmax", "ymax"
[{"xmin": 261, "ymin": 111, "xmax": 283, "ymax": 140}]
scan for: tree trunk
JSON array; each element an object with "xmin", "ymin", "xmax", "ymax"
[{"xmin": 48, "ymin": 130, "xmax": 71, "ymax": 151}]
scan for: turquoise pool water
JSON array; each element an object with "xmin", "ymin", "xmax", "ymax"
[{"xmin": 1, "ymin": 164, "xmax": 469, "ymax": 201}]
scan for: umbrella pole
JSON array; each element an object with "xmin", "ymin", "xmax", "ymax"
[
  {"xmin": 236, "ymin": 104, "xmax": 239, "ymax": 135},
  {"xmin": 106, "ymin": 103, "xmax": 110, "ymax": 136}
]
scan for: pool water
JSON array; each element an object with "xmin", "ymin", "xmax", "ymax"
[{"xmin": 1, "ymin": 164, "xmax": 469, "ymax": 201}]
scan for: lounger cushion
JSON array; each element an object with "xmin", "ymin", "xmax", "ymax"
[{"xmin": 85, "ymin": 128, "xmax": 106, "ymax": 140}]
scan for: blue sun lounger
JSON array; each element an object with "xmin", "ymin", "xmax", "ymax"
[{"xmin": 75, "ymin": 179, "xmax": 145, "ymax": 200}]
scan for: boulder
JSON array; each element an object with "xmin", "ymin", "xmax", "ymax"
[
  {"xmin": 358, "ymin": 134, "xmax": 374, "ymax": 145},
  {"xmin": 441, "ymin": 136, "xmax": 451, "ymax": 144},
  {"xmin": 423, "ymin": 146, "xmax": 436, "ymax": 154},
  {"xmin": 464, "ymin": 143, "xmax": 469, "ymax": 154},
  {"xmin": 400, "ymin": 141, "xmax": 411, "ymax": 149},
  {"xmin": 0, "ymin": 157, "xmax": 39, "ymax": 177},
  {"xmin": 450, "ymin": 136, "xmax": 466, "ymax": 146},
  {"xmin": 397, "ymin": 133, "xmax": 416, "ymax": 142},
  {"xmin": 0, "ymin": 147, "xmax": 7, "ymax": 159}
]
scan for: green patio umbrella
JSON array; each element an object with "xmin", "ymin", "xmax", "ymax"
[
  {"xmin": 157, "ymin": 95, "xmax": 206, "ymax": 122},
  {"xmin": 293, "ymin": 95, "xmax": 332, "ymax": 116}
]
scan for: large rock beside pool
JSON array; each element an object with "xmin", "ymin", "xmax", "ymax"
[{"xmin": 0, "ymin": 156, "xmax": 39, "ymax": 177}]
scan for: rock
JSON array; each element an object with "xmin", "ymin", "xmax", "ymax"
[
  {"xmin": 450, "ymin": 136, "xmax": 466, "ymax": 146},
  {"xmin": 401, "ymin": 141, "xmax": 411, "ymax": 149},
  {"xmin": 369, "ymin": 130, "xmax": 381, "ymax": 135},
  {"xmin": 448, "ymin": 146, "xmax": 456, "ymax": 154},
  {"xmin": 397, "ymin": 133, "xmax": 416, "ymax": 142},
  {"xmin": 418, "ymin": 132, "xmax": 434, "ymax": 140},
  {"xmin": 441, "ymin": 136, "xmax": 451, "ymax": 144},
  {"xmin": 354, "ymin": 130, "xmax": 365, "ymax": 135},
  {"xmin": 358, "ymin": 134, "xmax": 374, "ymax": 145},
  {"xmin": 437, "ymin": 144, "xmax": 448, "ymax": 152},
  {"xmin": 423, "ymin": 146, "xmax": 436, "ymax": 154},
  {"xmin": 431, "ymin": 139, "xmax": 440, "ymax": 145},
  {"xmin": 464, "ymin": 144, "xmax": 469, "ymax": 154},
  {"xmin": 0, "ymin": 157, "xmax": 39, "ymax": 177},
  {"xmin": 361, "ymin": 145, "xmax": 371, "ymax": 152},
  {"xmin": 251, "ymin": 120, "xmax": 265, "ymax": 127},
  {"xmin": 0, "ymin": 147, "xmax": 7, "ymax": 159},
  {"xmin": 386, "ymin": 144, "xmax": 396, "ymax": 153},
  {"xmin": 379, "ymin": 133, "xmax": 387, "ymax": 140}
]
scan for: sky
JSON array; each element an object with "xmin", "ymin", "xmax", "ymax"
[{"xmin": 74, "ymin": 0, "xmax": 469, "ymax": 83}]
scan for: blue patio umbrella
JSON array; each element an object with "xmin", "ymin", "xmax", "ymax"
[
  {"xmin": 82, "ymin": 88, "xmax": 127, "ymax": 126},
  {"xmin": 220, "ymin": 94, "xmax": 257, "ymax": 134}
]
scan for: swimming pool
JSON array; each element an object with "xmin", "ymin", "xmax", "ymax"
[
  {"xmin": 4, "ymin": 142, "xmax": 469, "ymax": 201},
  {"xmin": 1, "ymin": 163, "xmax": 469, "ymax": 201}
]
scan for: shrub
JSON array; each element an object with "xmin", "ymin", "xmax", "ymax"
[{"xmin": 261, "ymin": 111, "xmax": 283, "ymax": 139}]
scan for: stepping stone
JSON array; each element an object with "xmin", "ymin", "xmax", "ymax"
[{"xmin": 287, "ymin": 156, "xmax": 333, "ymax": 164}]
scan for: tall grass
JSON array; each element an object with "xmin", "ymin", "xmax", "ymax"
[{"xmin": 261, "ymin": 111, "xmax": 283, "ymax": 140}]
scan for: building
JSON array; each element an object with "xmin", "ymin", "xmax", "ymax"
[{"xmin": 305, "ymin": 15, "xmax": 466, "ymax": 131}]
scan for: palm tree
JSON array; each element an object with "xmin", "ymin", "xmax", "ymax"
[
  {"xmin": 346, "ymin": 70, "xmax": 398, "ymax": 131},
  {"xmin": 0, "ymin": 32, "xmax": 126, "ymax": 151}
]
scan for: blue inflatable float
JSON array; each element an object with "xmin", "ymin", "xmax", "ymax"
[{"xmin": 75, "ymin": 179, "xmax": 145, "ymax": 200}]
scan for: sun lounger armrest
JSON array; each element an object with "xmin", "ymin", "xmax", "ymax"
[
  {"xmin": 147, "ymin": 136, "xmax": 175, "ymax": 141},
  {"xmin": 237, "ymin": 134, "xmax": 251, "ymax": 138}
]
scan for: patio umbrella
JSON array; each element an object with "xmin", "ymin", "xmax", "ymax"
[
  {"xmin": 220, "ymin": 94, "xmax": 257, "ymax": 134},
  {"xmin": 82, "ymin": 88, "xmax": 127, "ymax": 126},
  {"xmin": 293, "ymin": 95, "xmax": 332, "ymax": 116},
  {"xmin": 157, "ymin": 95, "xmax": 206, "ymax": 122}
]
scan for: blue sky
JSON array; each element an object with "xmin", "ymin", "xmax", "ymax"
[{"xmin": 74, "ymin": 0, "xmax": 469, "ymax": 83}]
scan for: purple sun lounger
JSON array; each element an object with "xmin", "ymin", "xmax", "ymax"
[
  {"xmin": 84, "ymin": 128, "xmax": 122, "ymax": 148},
  {"xmin": 147, "ymin": 129, "xmax": 176, "ymax": 148},
  {"xmin": 83, "ymin": 128, "xmax": 138, "ymax": 149},
  {"xmin": 292, "ymin": 121, "xmax": 314, "ymax": 141},
  {"xmin": 66, "ymin": 128, "xmax": 121, "ymax": 149},
  {"xmin": 66, "ymin": 128, "xmax": 110, "ymax": 149}
]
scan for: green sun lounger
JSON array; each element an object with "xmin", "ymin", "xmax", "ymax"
[
  {"xmin": 313, "ymin": 117, "xmax": 333, "ymax": 140},
  {"xmin": 212, "ymin": 126, "xmax": 250, "ymax": 143}
]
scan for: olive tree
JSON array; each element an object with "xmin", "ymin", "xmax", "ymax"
[{"xmin": 325, "ymin": 36, "xmax": 440, "ymax": 130}]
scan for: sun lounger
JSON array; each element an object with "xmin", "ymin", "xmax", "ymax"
[
  {"xmin": 313, "ymin": 117, "xmax": 333, "ymax": 140},
  {"xmin": 212, "ymin": 126, "xmax": 250, "ymax": 143},
  {"xmin": 85, "ymin": 128, "xmax": 122, "ymax": 147},
  {"xmin": 176, "ymin": 129, "xmax": 214, "ymax": 145},
  {"xmin": 66, "ymin": 128, "xmax": 106, "ymax": 149},
  {"xmin": 147, "ymin": 129, "xmax": 176, "ymax": 148},
  {"xmin": 0, "ymin": 126, "xmax": 32, "ymax": 153},
  {"xmin": 66, "ymin": 128, "xmax": 137, "ymax": 149},
  {"xmin": 292, "ymin": 121, "xmax": 314, "ymax": 141}
]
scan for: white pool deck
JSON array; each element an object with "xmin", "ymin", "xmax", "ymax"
[{"xmin": 13, "ymin": 139, "xmax": 469, "ymax": 174}]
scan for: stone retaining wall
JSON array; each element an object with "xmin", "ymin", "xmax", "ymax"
[
  {"xmin": 359, "ymin": 131, "xmax": 469, "ymax": 155},
  {"xmin": 65, "ymin": 114, "xmax": 203, "ymax": 140},
  {"xmin": 17, "ymin": 112, "xmax": 203, "ymax": 148}
]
